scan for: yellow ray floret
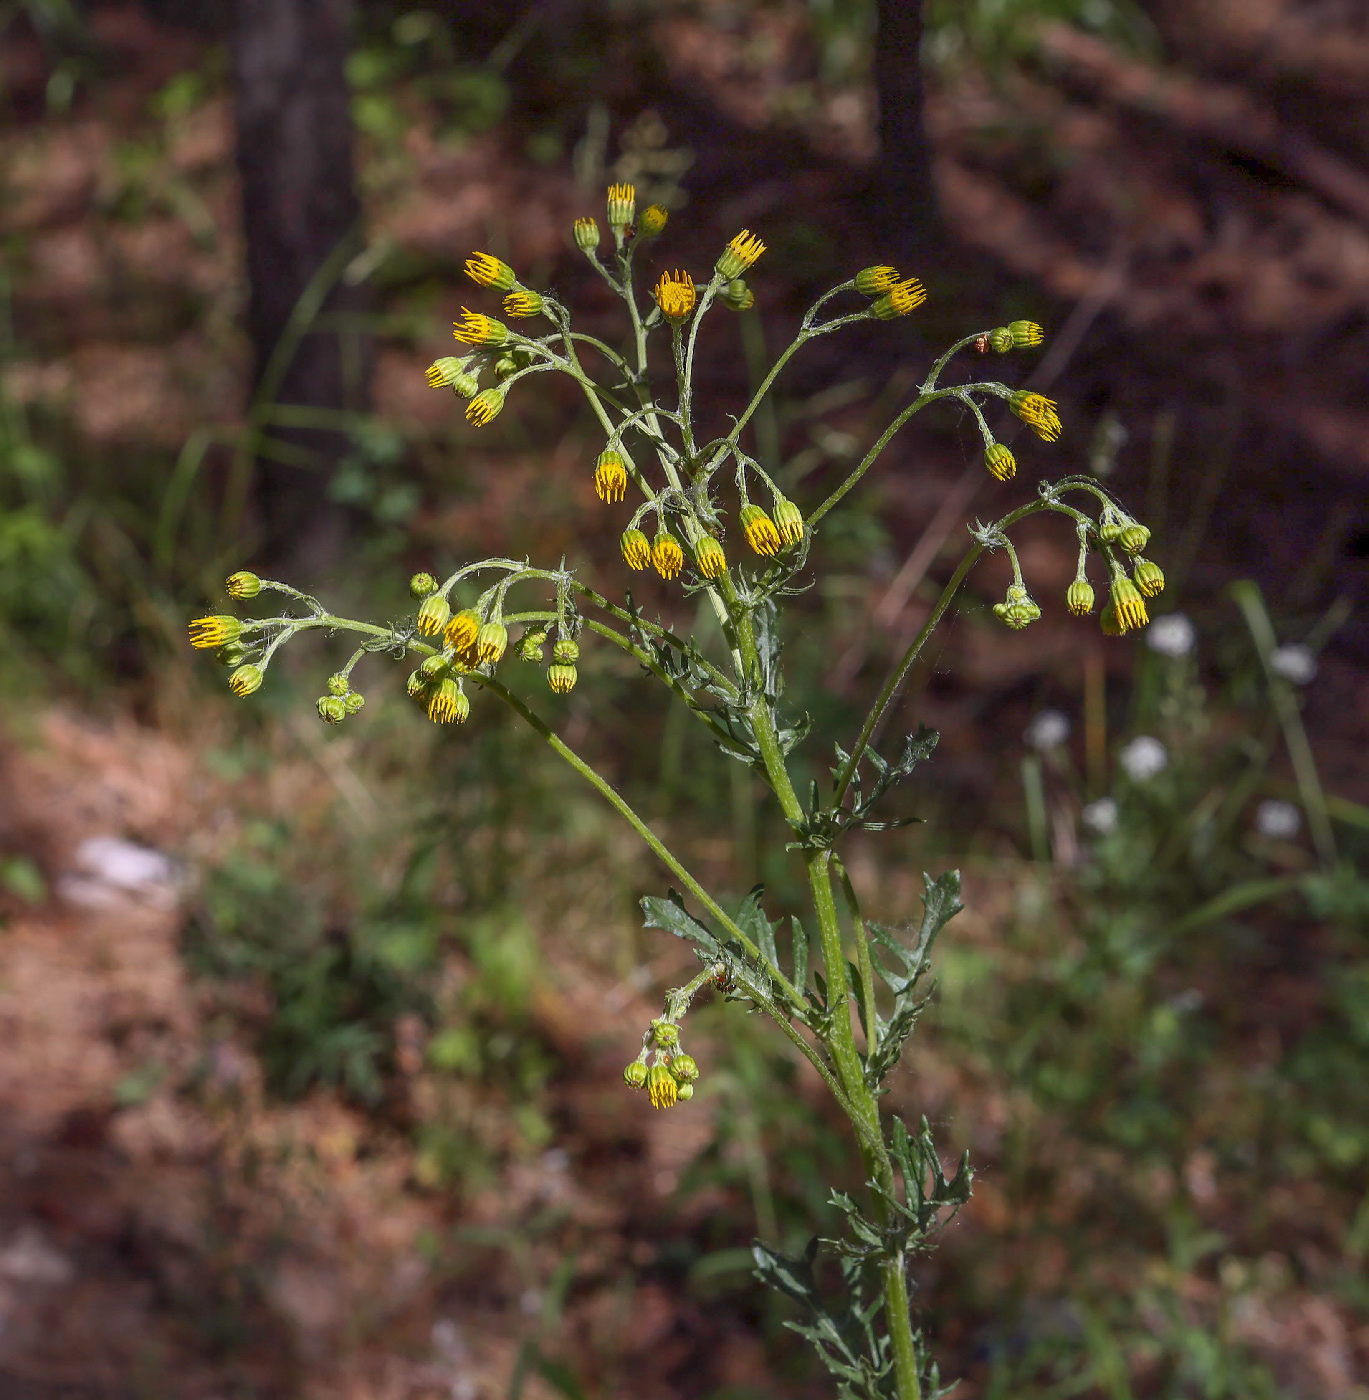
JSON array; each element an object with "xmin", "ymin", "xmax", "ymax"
[
  {"xmin": 717, "ymin": 230, "xmax": 766, "ymax": 279},
  {"xmin": 1010, "ymin": 391, "xmax": 1062, "ymax": 443},
  {"xmin": 621, "ymin": 528, "xmax": 650, "ymax": 570},
  {"xmin": 652, "ymin": 531, "xmax": 684, "ymax": 580},
  {"xmin": 740, "ymin": 504, "xmax": 781, "ymax": 557},
  {"xmin": 607, "ymin": 183, "xmax": 636, "ymax": 228},
  {"xmin": 773, "ymin": 497, "xmax": 804, "ymax": 545},
  {"xmin": 503, "ymin": 289, "xmax": 543, "ymax": 318},
  {"xmin": 189, "ymin": 615, "xmax": 241, "ymax": 649},
  {"xmin": 466, "ymin": 387, "xmax": 504, "ymax": 426},
  {"xmin": 595, "ymin": 450, "xmax": 628, "ymax": 502},
  {"xmin": 647, "ymin": 1063, "xmax": 678, "ymax": 1109},
  {"xmin": 871, "ymin": 277, "xmax": 927, "ymax": 320},
  {"xmin": 464, "ymin": 252, "xmax": 517, "ymax": 290},
  {"xmin": 1109, "ymin": 576, "xmax": 1149, "ymax": 632},
  {"xmin": 655, "ymin": 270, "xmax": 696, "ymax": 322},
  {"xmin": 694, "ymin": 536, "xmax": 727, "ymax": 579},
  {"xmin": 453, "ymin": 309, "xmax": 508, "ymax": 347}
]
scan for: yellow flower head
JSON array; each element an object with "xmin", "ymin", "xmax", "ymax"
[
  {"xmin": 465, "ymin": 387, "xmax": 505, "ymax": 427},
  {"xmin": 477, "ymin": 620, "xmax": 508, "ymax": 665},
  {"xmin": 855, "ymin": 265, "xmax": 900, "ymax": 295},
  {"xmin": 1109, "ymin": 575, "xmax": 1149, "ymax": 632},
  {"xmin": 1100, "ymin": 602, "xmax": 1124, "ymax": 637},
  {"xmin": 445, "ymin": 610, "xmax": 481, "ymax": 655},
  {"xmin": 464, "ymin": 252, "xmax": 517, "ymax": 291},
  {"xmin": 694, "ymin": 535, "xmax": 727, "ymax": 579},
  {"xmin": 655, "ymin": 270, "xmax": 696, "ymax": 323},
  {"xmin": 189, "ymin": 615, "xmax": 241, "ymax": 650},
  {"xmin": 548, "ymin": 662, "xmax": 578, "ymax": 694},
  {"xmin": 228, "ymin": 664, "xmax": 263, "ymax": 697},
  {"xmin": 871, "ymin": 277, "xmax": 927, "ymax": 320},
  {"xmin": 646, "ymin": 1062, "xmax": 678, "ymax": 1109},
  {"xmin": 453, "ymin": 309, "xmax": 509, "ymax": 347},
  {"xmin": 595, "ymin": 450, "xmax": 628, "ymax": 503},
  {"xmin": 739, "ymin": 504, "xmax": 781, "ymax": 557},
  {"xmin": 621, "ymin": 528, "xmax": 650, "ymax": 571},
  {"xmin": 985, "ymin": 443, "xmax": 1016, "ymax": 481},
  {"xmin": 427, "ymin": 677, "xmax": 470, "ymax": 724},
  {"xmin": 606, "ymin": 183, "xmax": 636, "ymax": 229},
  {"xmin": 1010, "ymin": 391, "xmax": 1062, "ymax": 443},
  {"xmin": 651, "ymin": 530, "xmax": 684, "ymax": 580},
  {"xmin": 773, "ymin": 497, "xmax": 804, "ymax": 546},
  {"xmin": 1010, "ymin": 320, "xmax": 1045, "ymax": 348},
  {"xmin": 503, "ymin": 289, "xmax": 543, "ymax": 319},
  {"xmin": 638, "ymin": 204, "xmax": 669, "ymax": 237},
  {"xmin": 716, "ymin": 229, "xmax": 766, "ymax": 280}
]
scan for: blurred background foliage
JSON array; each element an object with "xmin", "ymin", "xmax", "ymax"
[{"xmin": 0, "ymin": 0, "xmax": 1367, "ymax": 1397}]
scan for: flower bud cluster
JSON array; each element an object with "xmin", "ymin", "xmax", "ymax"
[{"xmin": 623, "ymin": 1017, "xmax": 701, "ymax": 1109}]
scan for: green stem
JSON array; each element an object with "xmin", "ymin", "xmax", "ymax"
[
  {"xmin": 731, "ymin": 597, "xmax": 920, "ymax": 1400},
  {"xmin": 479, "ymin": 675, "xmax": 804, "ymax": 1010}
]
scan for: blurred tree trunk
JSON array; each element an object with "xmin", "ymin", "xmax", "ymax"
[
  {"xmin": 232, "ymin": 0, "xmax": 370, "ymax": 567},
  {"xmin": 874, "ymin": 0, "xmax": 936, "ymax": 260}
]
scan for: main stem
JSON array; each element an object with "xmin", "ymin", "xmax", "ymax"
[{"xmin": 730, "ymin": 601, "xmax": 923, "ymax": 1400}]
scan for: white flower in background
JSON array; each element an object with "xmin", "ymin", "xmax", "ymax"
[
  {"xmin": 1119, "ymin": 735, "xmax": 1168, "ymax": 781},
  {"xmin": 1270, "ymin": 644, "xmax": 1317, "ymax": 685},
  {"xmin": 1255, "ymin": 799, "xmax": 1301, "ymax": 840},
  {"xmin": 1145, "ymin": 614, "xmax": 1196, "ymax": 658},
  {"xmin": 1025, "ymin": 709, "xmax": 1071, "ymax": 751},
  {"xmin": 1081, "ymin": 797, "xmax": 1118, "ymax": 835}
]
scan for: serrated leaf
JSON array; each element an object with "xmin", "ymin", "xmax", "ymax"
[
  {"xmin": 791, "ymin": 915, "xmax": 808, "ymax": 991},
  {"xmin": 736, "ymin": 886, "xmax": 780, "ymax": 970},
  {"xmin": 640, "ymin": 891, "xmax": 719, "ymax": 955}
]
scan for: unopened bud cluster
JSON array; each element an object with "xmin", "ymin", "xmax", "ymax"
[{"xmin": 623, "ymin": 1017, "xmax": 701, "ymax": 1109}]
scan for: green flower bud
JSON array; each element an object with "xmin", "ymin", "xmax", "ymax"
[
  {"xmin": 189, "ymin": 616, "xmax": 242, "ymax": 650},
  {"xmin": 553, "ymin": 638, "xmax": 579, "ymax": 664},
  {"xmin": 607, "ymin": 182, "xmax": 635, "ymax": 230},
  {"xmin": 773, "ymin": 497, "xmax": 804, "ymax": 545},
  {"xmin": 669, "ymin": 1053, "xmax": 699, "ymax": 1083},
  {"xmin": 409, "ymin": 572, "xmax": 438, "ymax": 598},
  {"xmin": 623, "ymin": 1061, "xmax": 648, "ymax": 1089},
  {"xmin": 494, "ymin": 354, "xmax": 519, "ymax": 381},
  {"xmin": 420, "ymin": 653, "xmax": 449, "ymax": 679},
  {"xmin": 1119, "ymin": 522, "xmax": 1151, "ymax": 555},
  {"xmin": 1067, "ymin": 578, "xmax": 1096, "ymax": 616},
  {"xmin": 476, "ymin": 620, "xmax": 508, "ymax": 665},
  {"xmin": 1133, "ymin": 558, "xmax": 1165, "ymax": 597},
  {"xmin": 327, "ymin": 672, "xmax": 350, "ymax": 697},
  {"xmin": 406, "ymin": 670, "xmax": 429, "ymax": 699},
  {"xmin": 988, "ymin": 327, "xmax": 1014, "ymax": 353},
  {"xmin": 343, "ymin": 691, "xmax": 365, "ymax": 714},
  {"xmin": 1009, "ymin": 320, "xmax": 1044, "ymax": 348},
  {"xmin": 228, "ymin": 664, "xmax": 263, "ymax": 697},
  {"xmin": 574, "ymin": 217, "xmax": 600, "ymax": 253},
  {"xmin": 217, "ymin": 643, "xmax": 246, "ymax": 667},
  {"xmin": 675, "ymin": 1081, "xmax": 694, "ymax": 1102},
  {"xmin": 651, "ymin": 1019, "xmax": 680, "ymax": 1051},
  {"xmin": 548, "ymin": 662, "xmax": 577, "ymax": 694},
  {"xmin": 719, "ymin": 278, "xmax": 755, "ymax": 311},
  {"xmin": 520, "ymin": 630, "xmax": 547, "ymax": 662},
  {"xmin": 317, "ymin": 696, "xmax": 347, "ymax": 724},
  {"xmin": 225, "ymin": 570, "xmax": 261, "ymax": 599},
  {"xmin": 417, "ymin": 594, "xmax": 451, "ymax": 637}
]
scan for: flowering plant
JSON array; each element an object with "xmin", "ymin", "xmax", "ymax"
[{"xmin": 191, "ymin": 184, "xmax": 1164, "ymax": 1398}]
